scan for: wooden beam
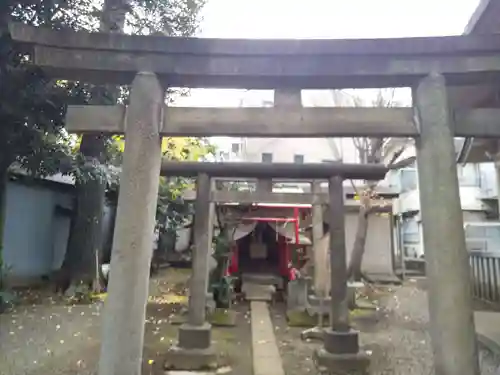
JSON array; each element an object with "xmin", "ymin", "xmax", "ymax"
[
  {"xmin": 161, "ymin": 162, "xmax": 388, "ymax": 180},
  {"xmin": 11, "ymin": 23, "xmax": 500, "ymax": 89}
]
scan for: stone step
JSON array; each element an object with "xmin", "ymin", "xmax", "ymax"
[
  {"xmin": 242, "ymin": 283, "xmax": 276, "ymax": 302},
  {"xmin": 241, "ymin": 273, "xmax": 283, "ymax": 289}
]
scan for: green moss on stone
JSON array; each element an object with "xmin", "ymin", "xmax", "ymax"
[
  {"xmin": 209, "ymin": 308, "xmax": 237, "ymax": 327},
  {"xmin": 286, "ymin": 308, "xmax": 377, "ymax": 328},
  {"xmin": 168, "ymin": 308, "xmax": 237, "ymax": 327},
  {"xmin": 286, "ymin": 310, "xmax": 327, "ymax": 327}
]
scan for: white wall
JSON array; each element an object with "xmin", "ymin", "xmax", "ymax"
[
  {"xmin": 240, "ymin": 138, "xmax": 343, "ymax": 163},
  {"xmin": 395, "ymin": 186, "xmax": 490, "ymax": 215},
  {"xmin": 344, "ymin": 212, "xmax": 394, "ymax": 276}
]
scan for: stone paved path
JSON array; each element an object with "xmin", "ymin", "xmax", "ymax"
[{"xmin": 250, "ymin": 301, "xmax": 285, "ymax": 375}]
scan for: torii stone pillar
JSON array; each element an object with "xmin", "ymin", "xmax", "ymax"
[
  {"xmin": 165, "ymin": 172, "xmax": 216, "ymax": 370},
  {"xmin": 311, "ymin": 180, "xmax": 324, "ymax": 279},
  {"xmin": 414, "ymin": 73, "xmax": 479, "ymax": 375},
  {"xmin": 301, "ymin": 180, "xmax": 326, "ymax": 341},
  {"xmin": 98, "ymin": 72, "xmax": 163, "ymax": 375},
  {"xmin": 314, "ymin": 175, "xmax": 369, "ymax": 374}
]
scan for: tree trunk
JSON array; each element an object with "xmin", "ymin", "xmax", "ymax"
[
  {"xmin": 64, "ymin": 173, "xmax": 106, "ymax": 290},
  {"xmin": 347, "ymin": 205, "xmax": 370, "ymax": 281},
  {"xmin": 61, "ymin": 0, "xmax": 129, "ymax": 292}
]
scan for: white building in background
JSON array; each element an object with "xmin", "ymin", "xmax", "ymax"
[
  {"xmin": 220, "ymin": 89, "xmax": 401, "ymax": 166},
  {"xmin": 389, "ymin": 156, "xmax": 499, "ymax": 263},
  {"xmin": 177, "ymin": 87, "xmax": 500, "ymax": 265}
]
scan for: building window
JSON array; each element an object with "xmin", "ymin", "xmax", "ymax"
[
  {"xmin": 261, "ymin": 153, "xmax": 273, "ymax": 163},
  {"xmin": 294, "ymin": 154, "xmax": 304, "ymax": 164},
  {"xmin": 231, "ymin": 143, "xmax": 240, "ymax": 154}
]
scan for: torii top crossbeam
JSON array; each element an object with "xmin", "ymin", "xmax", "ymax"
[{"xmin": 9, "ymin": 22, "xmax": 500, "ymax": 89}]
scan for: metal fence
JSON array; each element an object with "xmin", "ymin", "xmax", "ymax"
[{"xmin": 470, "ymin": 251, "xmax": 500, "ymax": 303}]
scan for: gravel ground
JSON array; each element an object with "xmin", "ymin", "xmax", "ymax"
[
  {"xmin": 0, "ymin": 269, "xmax": 252, "ymax": 375},
  {"xmin": 0, "ymin": 301, "xmax": 103, "ymax": 375},
  {"xmin": 272, "ymin": 280, "xmax": 500, "ymax": 375}
]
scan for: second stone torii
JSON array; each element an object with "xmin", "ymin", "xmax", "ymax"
[{"xmin": 160, "ymin": 161, "xmax": 388, "ymax": 372}]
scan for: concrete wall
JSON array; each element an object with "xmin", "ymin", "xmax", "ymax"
[
  {"xmin": 344, "ymin": 211, "xmax": 394, "ymax": 276},
  {"xmin": 395, "ymin": 210, "xmax": 488, "ymax": 260},
  {"xmin": 395, "ymin": 186, "xmax": 490, "ymax": 214},
  {"xmin": 463, "ymin": 210, "xmax": 487, "ymax": 222},
  {"xmin": 2, "ymin": 180, "xmax": 119, "ymax": 284},
  {"xmin": 314, "ymin": 211, "xmax": 394, "ymax": 291},
  {"xmin": 2, "ymin": 181, "xmax": 73, "ymax": 283}
]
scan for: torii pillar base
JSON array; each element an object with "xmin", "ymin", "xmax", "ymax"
[
  {"xmin": 314, "ymin": 329, "xmax": 370, "ymax": 375},
  {"xmin": 164, "ymin": 323, "xmax": 217, "ymax": 371}
]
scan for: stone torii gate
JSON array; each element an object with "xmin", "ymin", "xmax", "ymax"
[
  {"xmin": 10, "ymin": 21, "xmax": 500, "ymax": 375},
  {"xmin": 160, "ymin": 162, "xmax": 387, "ymax": 372}
]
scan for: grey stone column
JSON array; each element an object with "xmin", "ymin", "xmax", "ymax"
[
  {"xmin": 165, "ymin": 173, "xmax": 216, "ymax": 370},
  {"xmin": 301, "ymin": 180, "xmax": 326, "ymax": 341},
  {"xmin": 312, "ymin": 180, "xmax": 325, "ymax": 289},
  {"xmin": 98, "ymin": 72, "xmax": 163, "ymax": 375},
  {"xmin": 327, "ymin": 176, "xmax": 349, "ymax": 333},
  {"xmin": 414, "ymin": 73, "xmax": 479, "ymax": 375},
  {"xmin": 314, "ymin": 175, "xmax": 369, "ymax": 374},
  {"xmin": 187, "ymin": 173, "xmax": 212, "ymax": 327}
]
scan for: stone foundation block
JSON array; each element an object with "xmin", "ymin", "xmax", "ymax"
[
  {"xmin": 178, "ymin": 322, "xmax": 212, "ymax": 350},
  {"xmin": 164, "ymin": 346, "xmax": 217, "ymax": 371},
  {"xmin": 324, "ymin": 328, "xmax": 360, "ymax": 354},
  {"xmin": 313, "ymin": 348, "xmax": 370, "ymax": 375}
]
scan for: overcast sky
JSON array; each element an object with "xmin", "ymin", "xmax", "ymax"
[
  {"xmin": 199, "ymin": 0, "xmax": 479, "ymax": 39},
  {"xmin": 176, "ymin": 0, "xmax": 480, "ymax": 105},
  {"xmin": 173, "ymin": 0, "xmax": 481, "ymax": 149}
]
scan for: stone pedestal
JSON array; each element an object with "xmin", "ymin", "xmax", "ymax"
[
  {"xmin": 165, "ymin": 323, "xmax": 217, "ymax": 370},
  {"xmin": 323, "ymin": 329, "xmax": 359, "ymax": 354},
  {"xmin": 179, "ymin": 323, "xmax": 212, "ymax": 349},
  {"xmin": 314, "ymin": 330, "xmax": 369, "ymax": 375},
  {"xmin": 287, "ymin": 277, "xmax": 309, "ymax": 311}
]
